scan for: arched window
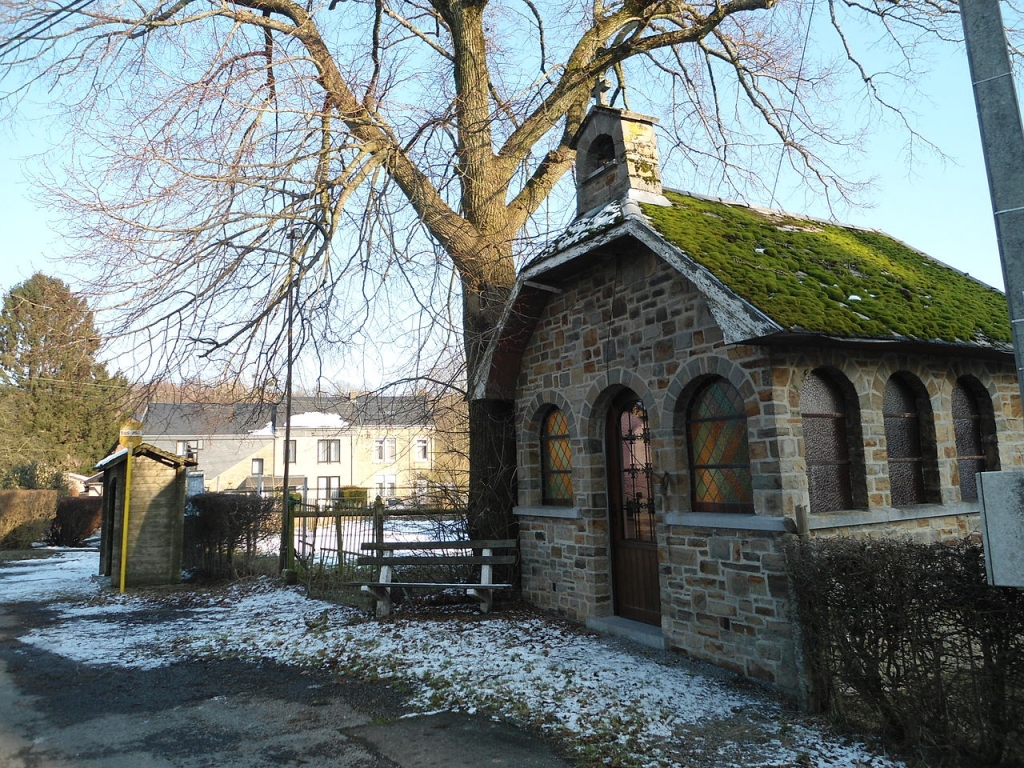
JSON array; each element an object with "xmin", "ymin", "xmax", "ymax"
[
  {"xmin": 800, "ymin": 371, "xmax": 854, "ymax": 512},
  {"xmin": 583, "ymin": 134, "xmax": 616, "ymax": 176},
  {"xmin": 688, "ymin": 378, "xmax": 754, "ymax": 514},
  {"xmin": 884, "ymin": 376, "xmax": 928, "ymax": 506},
  {"xmin": 541, "ymin": 407, "xmax": 574, "ymax": 506},
  {"xmin": 953, "ymin": 378, "xmax": 998, "ymax": 502}
]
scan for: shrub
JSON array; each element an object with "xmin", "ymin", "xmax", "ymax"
[
  {"xmin": 787, "ymin": 536, "xmax": 1024, "ymax": 766},
  {"xmin": 0, "ymin": 462, "xmax": 65, "ymax": 491},
  {"xmin": 183, "ymin": 492, "xmax": 279, "ymax": 580},
  {"xmin": 45, "ymin": 496, "xmax": 102, "ymax": 547},
  {"xmin": 0, "ymin": 489, "xmax": 59, "ymax": 549}
]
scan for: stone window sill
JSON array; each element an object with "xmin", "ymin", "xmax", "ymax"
[{"xmin": 513, "ymin": 505, "xmax": 582, "ymax": 520}]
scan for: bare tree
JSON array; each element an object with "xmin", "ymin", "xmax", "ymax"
[{"xmin": 0, "ymin": 0, "xmax": 971, "ymax": 535}]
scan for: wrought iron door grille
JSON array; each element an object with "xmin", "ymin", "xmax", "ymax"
[{"xmin": 618, "ymin": 401, "xmax": 655, "ymax": 541}]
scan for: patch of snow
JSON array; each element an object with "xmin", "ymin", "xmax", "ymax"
[
  {"xmin": 289, "ymin": 412, "xmax": 349, "ymax": 429},
  {"xmin": 248, "ymin": 421, "xmax": 275, "ymax": 436},
  {"xmin": 848, "ymin": 294, "xmax": 862, "ymax": 301},
  {"xmin": 94, "ymin": 448, "xmax": 128, "ymax": 470},
  {"xmin": 0, "ymin": 551, "xmax": 102, "ymax": 603},
  {"xmin": 0, "ymin": 551, "xmax": 906, "ymax": 768},
  {"xmin": 542, "ymin": 200, "xmax": 623, "ymax": 254}
]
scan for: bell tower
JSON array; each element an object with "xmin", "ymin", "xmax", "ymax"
[{"xmin": 570, "ymin": 88, "xmax": 670, "ymax": 218}]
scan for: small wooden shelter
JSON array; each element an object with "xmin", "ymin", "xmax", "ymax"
[{"xmin": 97, "ymin": 443, "xmax": 196, "ymax": 588}]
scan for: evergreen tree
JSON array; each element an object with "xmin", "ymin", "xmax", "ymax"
[{"xmin": 0, "ymin": 274, "xmax": 126, "ymax": 480}]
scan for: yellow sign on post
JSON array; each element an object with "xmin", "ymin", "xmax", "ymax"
[{"xmin": 119, "ymin": 419, "xmax": 143, "ymax": 450}]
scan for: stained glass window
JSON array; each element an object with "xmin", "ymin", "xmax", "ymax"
[
  {"xmin": 688, "ymin": 379, "xmax": 754, "ymax": 514},
  {"xmin": 800, "ymin": 371, "xmax": 853, "ymax": 512},
  {"xmin": 884, "ymin": 377, "xmax": 926, "ymax": 506},
  {"xmin": 541, "ymin": 408, "xmax": 574, "ymax": 506}
]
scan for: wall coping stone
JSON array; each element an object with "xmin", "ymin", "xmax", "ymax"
[
  {"xmin": 808, "ymin": 502, "xmax": 981, "ymax": 530},
  {"xmin": 664, "ymin": 512, "xmax": 792, "ymax": 532},
  {"xmin": 514, "ymin": 505, "xmax": 583, "ymax": 520}
]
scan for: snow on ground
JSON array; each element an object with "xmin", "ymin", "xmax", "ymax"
[
  {"xmin": 0, "ymin": 549, "xmax": 104, "ymax": 603},
  {"xmin": 1, "ymin": 550, "xmax": 903, "ymax": 768}
]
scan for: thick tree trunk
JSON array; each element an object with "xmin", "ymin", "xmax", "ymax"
[
  {"xmin": 461, "ymin": 276, "xmax": 518, "ymax": 546},
  {"xmin": 467, "ymin": 397, "xmax": 517, "ymax": 542}
]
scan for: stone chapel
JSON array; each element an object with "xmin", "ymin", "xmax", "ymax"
[{"xmin": 473, "ymin": 104, "xmax": 1022, "ymax": 693}]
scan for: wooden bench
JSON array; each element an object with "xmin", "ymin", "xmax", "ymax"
[{"xmin": 355, "ymin": 539, "xmax": 517, "ymax": 618}]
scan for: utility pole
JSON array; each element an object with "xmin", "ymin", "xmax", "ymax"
[
  {"xmin": 961, "ymin": 0, "xmax": 1024, "ymax": 392},
  {"xmin": 961, "ymin": 0, "xmax": 1024, "ymax": 587}
]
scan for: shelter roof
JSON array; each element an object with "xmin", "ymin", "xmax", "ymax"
[{"xmin": 94, "ymin": 443, "xmax": 198, "ymax": 470}]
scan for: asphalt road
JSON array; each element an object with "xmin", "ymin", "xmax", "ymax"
[{"xmin": 0, "ymin": 557, "xmax": 575, "ymax": 768}]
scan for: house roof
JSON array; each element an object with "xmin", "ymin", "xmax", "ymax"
[
  {"xmin": 475, "ymin": 190, "xmax": 1012, "ymax": 400},
  {"xmin": 142, "ymin": 395, "xmax": 434, "ymax": 437}
]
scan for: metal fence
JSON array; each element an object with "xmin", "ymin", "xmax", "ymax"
[{"xmin": 290, "ymin": 498, "xmax": 468, "ymax": 586}]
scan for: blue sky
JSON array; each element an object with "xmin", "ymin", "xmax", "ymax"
[{"xmin": 0, "ymin": 31, "xmax": 1008, "ymax": 312}]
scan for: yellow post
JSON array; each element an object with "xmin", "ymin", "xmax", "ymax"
[
  {"xmin": 118, "ymin": 450, "xmax": 134, "ymax": 594},
  {"xmin": 117, "ymin": 422, "xmax": 143, "ymax": 594}
]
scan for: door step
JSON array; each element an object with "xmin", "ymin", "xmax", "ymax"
[{"xmin": 586, "ymin": 615, "xmax": 667, "ymax": 651}]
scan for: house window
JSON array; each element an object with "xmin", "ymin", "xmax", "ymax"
[
  {"xmin": 317, "ymin": 439, "xmax": 341, "ymax": 463},
  {"xmin": 316, "ymin": 476, "xmax": 341, "ymax": 503},
  {"xmin": 251, "ymin": 458, "xmax": 264, "ymax": 476},
  {"xmin": 285, "ymin": 439, "xmax": 297, "ymax": 464},
  {"xmin": 800, "ymin": 371, "xmax": 854, "ymax": 513},
  {"xmin": 175, "ymin": 439, "xmax": 202, "ymax": 458},
  {"xmin": 688, "ymin": 378, "xmax": 754, "ymax": 514},
  {"xmin": 374, "ymin": 474, "xmax": 397, "ymax": 498},
  {"xmin": 415, "ymin": 437, "xmax": 429, "ymax": 462},
  {"xmin": 953, "ymin": 377, "xmax": 998, "ymax": 502},
  {"xmin": 374, "ymin": 437, "xmax": 397, "ymax": 463},
  {"xmin": 883, "ymin": 376, "xmax": 929, "ymax": 506},
  {"xmin": 540, "ymin": 407, "xmax": 574, "ymax": 506}
]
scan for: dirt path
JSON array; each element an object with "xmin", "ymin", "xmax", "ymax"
[{"xmin": 0, "ymin": 557, "xmax": 574, "ymax": 768}]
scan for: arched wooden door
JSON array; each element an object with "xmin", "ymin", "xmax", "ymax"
[{"xmin": 606, "ymin": 391, "xmax": 661, "ymax": 625}]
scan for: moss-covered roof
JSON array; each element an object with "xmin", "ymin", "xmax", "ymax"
[{"xmin": 640, "ymin": 191, "xmax": 1011, "ymax": 347}]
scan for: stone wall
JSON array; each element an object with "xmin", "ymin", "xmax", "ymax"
[
  {"xmin": 516, "ymin": 509, "xmax": 609, "ymax": 620},
  {"xmin": 661, "ymin": 523, "xmax": 797, "ymax": 691}
]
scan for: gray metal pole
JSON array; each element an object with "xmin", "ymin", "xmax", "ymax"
[
  {"xmin": 960, "ymin": 0, "xmax": 1024, "ymax": 404},
  {"xmin": 961, "ymin": 0, "xmax": 1024, "ymax": 588}
]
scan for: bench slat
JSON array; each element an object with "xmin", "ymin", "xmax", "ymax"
[
  {"xmin": 355, "ymin": 582, "xmax": 514, "ymax": 590},
  {"xmin": 359, "ymin": 539, "xmax": 516, "ymax": 551},
  {"xmin": 357, "ymin": 555, "xmax": 517, "ymax": 566}
]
